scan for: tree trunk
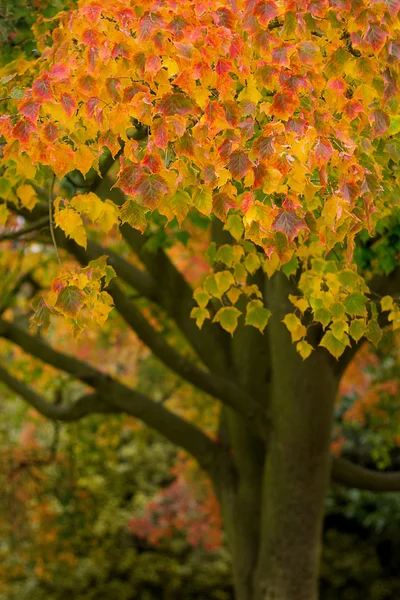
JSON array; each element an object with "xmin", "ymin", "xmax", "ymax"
[{"xmin": 217, "ymin": 273, "xmax": 338, "ymax": 600}]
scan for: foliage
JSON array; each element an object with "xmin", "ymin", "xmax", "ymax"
[
  {"xmin": 0, "ymin": 399, "xmax": 231, "ymax": 600},
  {"xmin": 0, "ymin": 0, "xmax": 399, "ymax": 355}
]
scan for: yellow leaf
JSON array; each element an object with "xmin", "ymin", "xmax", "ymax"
[
  {"xmin": 54, "ymin": 202, "xmax": 87, "ymax": 248},
  {"xmin": 17, "ymin": 184, "xmax": 38, "ymax": 210}
]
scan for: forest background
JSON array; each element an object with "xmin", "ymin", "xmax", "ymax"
[{"xmin": 2, "ymin": 1, "xmax": 400, "ymax": 599}]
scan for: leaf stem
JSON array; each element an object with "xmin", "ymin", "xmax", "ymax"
[{"xmin": 49, "ymin": 173, "xmax": 62, "ymax": 266}]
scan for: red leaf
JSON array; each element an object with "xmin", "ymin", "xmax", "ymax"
[
  {"xmin": 116, "ymin": 164, "xmax": 144, "ymax": 195},
  {"xmin": 82, "ymin": 3, "xmax": 103, "ymax": 25},
  {"xmin": 19, "ymin": 100, "xmax": 41, "ymax": 122},
  {"xmin": 142, "ymin": 152, "xmax": 163, "ymax": 173},
  {"xmin": 253, "ymin": 135, "xmax": 275, "ymax": 159},
  {"xmin": 12, "ymin": 119, "xmax": 36, "ymax": 143},
  {"xmin": 370, "ymin": 109, "xmax": 390, "ymax": 137},
  {"xmin": 314, "ymin": 139, "xmax": 333, "ymax": 165},
  {"xmin": 223, "ymin": 101, "xmax": 242, "ymax": 126},
  {"xmin": 157, "ymin": 93, "xmax": 198, "ymax": 116},
  {"xmin": 106, "ymin": 78, "xmax": 121, "ymax": 101},
  {"xmin": 253, "ymin": 162, "xmax": 268, "ymax": 188},
  {"xmin": 216, "ymin": 59, "xmax": 231, "ymax": 75},
  {"xmin": 133, "ymin": 174, "xmax": 169, "ymax": 208},
  {"xmin": 218, "ymin": 139, "xmax": 233, "ymax": 161},
  {"xmin": 272, "ymin": 46, "xmax": 292, "ymax": 67},
  {"xmin": 272, "ymin": 208, "xmax": 308, "ymax": 242},
  {"xmin": 32, "ymin": 74, "xmax": 53, "ymax": 101},
  {"xmin": 238, "ymin": 118, "xmax": 255, "ymax": 140},
  {"xmin": 363, "ymin": 24, "xmax": 388, "ymax": 52},
  {"xmin": 43, "ymin": 122, "xmax": 59, "ymax": 142},
  {"xmin": 270, "ymin": 91, "xmax": 298, "ymax": 119},
  {"xmin": 60, "ymin": 93, "xmax": 76, "ymax": 117},
  {"xmin": 146, "ymin": 55, "xmax": 162, "ymax": 73},
  {"xmin": 82, "ymin": 28, "xmax": 100, "ymax": 47},
  {"xmin": 253, "ymin": 1, "xmax": 279, "ymax": 25},
  {"xmin": 48, "ymin": 63, "xmax": 70, "ymax": 80},
  {"xmin": 228, "ymin": 150, "xmax": 253, "ymax": 179},
  {"xmin": 123, "ymin": 83, "xmax": 148, "ymax": 102},
  {"xmin": 152, "ymin": 118, "xmax": 168, "ymax": 149}
]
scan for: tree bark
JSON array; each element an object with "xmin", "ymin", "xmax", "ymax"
[{"xmin": 218, "ymin": 273, "xmax": 338, "ymax": 600}]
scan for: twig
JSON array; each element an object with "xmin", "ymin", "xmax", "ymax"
[
  {"xmin": 0, "ymin": 216, "xmax": 49, "ymax": 243},
  {"xmin": 48, "ymin": 174, "xmax": 62, "ymax": 266}
]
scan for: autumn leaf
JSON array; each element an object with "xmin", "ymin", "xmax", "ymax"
[{"xmin": 272, "ymin": 208, "xmax": 308, "ymax": 242}]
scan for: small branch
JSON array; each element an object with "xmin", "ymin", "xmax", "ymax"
[
  {"xmin": 331, "ymin": 456, "xmax": 400, "ymax": 492},
  {"xmin": 0, "ymin": 216, "xmax": 49, "ymax": 243},
  {"xmin": 48, "ymin": 174, "xmax": 62, "ymax": 266},
  {"xmin": 0, "ymin": 365, "xmax": 112, "ymax": 421},
  {"xmin": 0, "ymin": 319, "xmax": 222, "ymax": 475}
]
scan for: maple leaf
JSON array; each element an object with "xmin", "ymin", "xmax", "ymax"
[
  {"xmin": 370, "ymin": 109, "xmax": 390, "ymax": 137},
  {"xmin": 253, "ymin": 135, "xmax": 275, "ymax": 160},
  {"xmin": 116, "ymin": 165, "xmax": 144, "ymax": 195},
  {"xmin": 32, "ymin": 74, "xmax": 54, "ymax": 101},
  {"xmin": 253, "ymin": 0, "xmax": 279, "ymax": 25},
  {"xmin": 364, "ymin": 24, "xmax": 389, "ymax": 53},
  {"xmin": 157, "ymin": 93, "xmax": 198, "ymax": 116},
  {"xmin": 55, "ymin": 286, "xmax": 85, "ymax": 318},
  {"xmin": 269, "ymin": 92, "xmax": 298, "ymax": 119},
  {"xmin": 120, "ymin": 200, "xmax": 149, "ymax": 233},
  {"xmin": 314, "ymin": 139, "xmax": 334, "ymax": 166},
  {"xmin": 133, "ymin": 174, "xmax": 169, "ymax": 209},
  {"xmin": 272, "ymin": 208, "xmax": 308, "ymax": 242},
  {"xmin": 228, "ymin": 151, "xmax": 253, "ymax": 179},
  {"xmin": 19, "ymin": 100, "xmax": 41, "ymax": 122},
  {"xmin": 12, "ymin": 119, "xmax": 36, "ymax": 143},
  {"xmin": 60, "ymin": 93, "xmax": 76, "ymax": 117},
  {"xmin": 152, "ymin": 118, "xmax": 168, "ymax": 149}
]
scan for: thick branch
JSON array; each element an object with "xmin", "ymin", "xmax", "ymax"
[
  {"xmin": 0, "ymin": 319, "xmax": 220, "ymax": 473},
  {"xmin": 109, "ymin": 280, "xmax": 267, "ymax": 429},
  {"xmin": 120, "ymin": 224, "xmax": 231, "ymax": 376},
  {"xmin": 331, "ymin": 456, "xmax": 400, "ymax": 492}
]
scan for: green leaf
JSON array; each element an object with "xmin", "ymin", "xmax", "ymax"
[
  {"xmin": 190, "ymin": 307, "xmax": 210, "ymax": 328},
  {"xmin": 320, "ymin": 331, "xmax": 347, "ymax": 359},
  {"xmin": 331, "ymin": 319, "xmax": 349, "ymax": 341},
  {"xmin": 297, "ymin": 340, "xmax": 313, "ymax": 360},
  {"xmin": 366, "ymin": 319, "xmax": 382, "ymax": 346},
  {"xmin": 245, "ymin": 300, "xmax": 271, "ymax": 332},
  {"xmin": 213, "ymin": 306, "xmax": 241, "ymax": 335},
  {"xmin": 349, "ymin": 319, "xmax": 367, "ymax": 342},
  {"xmin": 193, "ymin": 288, "xmax": 210, "ymax": 309},
  {"xmin": 224, "ymin": 214, "xmax": 244, "ymax": 241},
  {"xmin": 30, "ymin": 296, "xmax": 56, "ymax": 331},
  {"xmin": 330, "ymin": 302, "xmax": 346, "ymax": 319},
  {"xmin": 244, "ymin": 252, "xmax": 261, "ymax": 274},
  {"xmin": 381, "ymin": 295, "xmax": 393, "ymax": 312},
  {"xmin": 344, "ymin": 293, "xmax": 368, "ymax": 317},
  {"xmin": 216, "ymin": 245, "xmax": 235, "ymax": 267},
  {"xmin": 192, "ymin": 186, "xmax": 212, "ymax": 216},
  {"xmin": 282, "ymin": 313, "xmax": 307, "ymax": 342},
  {"xmin": 120, "ymin": 200, "xmax": 149, "ymax": 233},
  {"xmin": 314, "ymin": 307, "xmax": 332, "ymax": 328},
  {"xmin": 338, "ymin": 269, "xmax": 360, "ymax": 288},
  {"xmin": 282, "ymin": 255, "xmax": 298, "ymax": 277},
  {"xmin": 55, "ymin": 286, "xmax": 84, "ymax": 318},
  {"xmin": 10, "ymin": 86, "xmax": 25, "ymax": 99}
]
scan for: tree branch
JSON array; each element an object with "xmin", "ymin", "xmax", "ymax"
[
  {"xmin": 0, "ymin": 216, "xmax": 49, "ymax": 243},
  {"xmin": 331, "ymin": 456, "xmax": 400, "ymax": 492},
  {"xmin": 0, "ymin": 319, "xmax": 220, "ymax": 474},
  {"xmin": 0, "ymin": 366, "xmax": 114, "ymax": 421},
  {"xmin": 120, "ymin": 224, "xmax": 231, "ymax": 376},
  {"xmin": 109, "ymin": 280, "xmax": 268, "ymax": 430}
]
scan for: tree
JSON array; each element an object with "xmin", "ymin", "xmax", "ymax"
[{"xmin": 1, "ymin": 0, "xmax": 400, "ymax": 598}]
